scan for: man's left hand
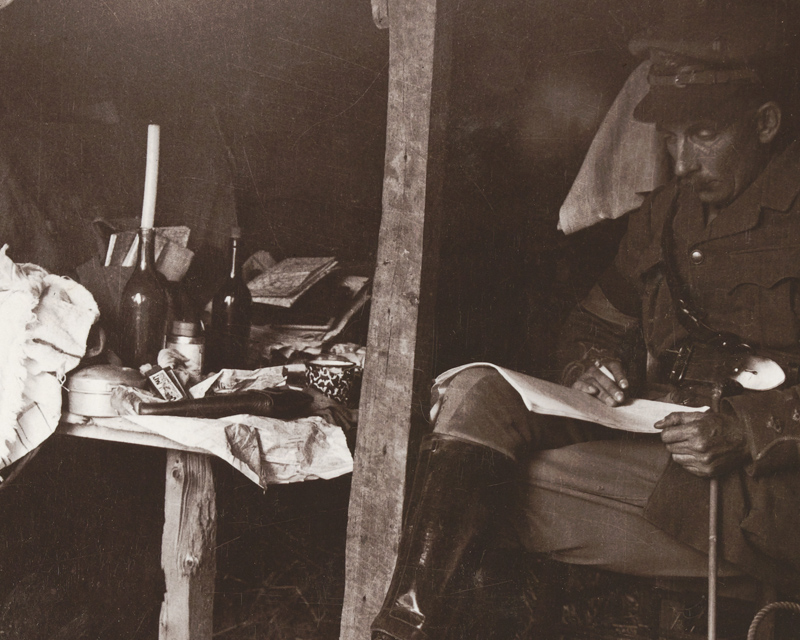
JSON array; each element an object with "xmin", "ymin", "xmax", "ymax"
[{"xmin": 654, "ymin": 411, "xmax": 750, "ymax": 477}]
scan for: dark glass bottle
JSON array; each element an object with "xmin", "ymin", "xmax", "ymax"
[
  {"xmin": 118, "ymin": 227, "xmax": 171, "ymax": 367},
  {"xmin": 207, "ymin": 227, "xmax": 252, "ymax": 371}
]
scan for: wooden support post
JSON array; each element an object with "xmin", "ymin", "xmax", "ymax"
[
  {"xmin": 340, "ymin": 0, "xmax": 452, "ymax": 638},
  {"xmin": 159, "ymin": 451, "xmax": 217, "ymax": 640}
]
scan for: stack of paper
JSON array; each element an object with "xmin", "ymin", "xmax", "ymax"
[
  {"xmin": 101, "ymin": 225, "xmax": 192, "ymax": 284},
  {"xmin": 105, "ymin": 225, "xmax": 191, "ymax": 268}
]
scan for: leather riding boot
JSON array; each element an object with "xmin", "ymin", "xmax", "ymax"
[{"xmin": 371, "ymin": 433, "xmax": 517, "ymax": 640}]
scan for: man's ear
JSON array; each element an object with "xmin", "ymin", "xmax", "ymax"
[{"xmin": 755, "ymin": 102, "xmax": 782, "ymax": 144}]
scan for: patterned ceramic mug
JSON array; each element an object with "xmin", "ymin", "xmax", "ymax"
[{"xmin": 305, "ymin": 356, "xmax": 361, "ymax": 404}]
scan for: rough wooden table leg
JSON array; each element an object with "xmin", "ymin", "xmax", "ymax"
[{"xmin": 159, "ymin": 451, "xmax": 217, "ymax": 640}]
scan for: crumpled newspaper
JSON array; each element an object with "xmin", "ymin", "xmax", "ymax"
[
  {"xmin": 0, "ymin": 245, "xmax": 99, "ymax": 470},
  {"xmin": 101, "ymin": 412, "xmax": 353, "ymax": 486},
  {"xmin": 224, "ymin": 416, "xmax": 350, "ymax": 485},
  {"xmin": 188, "ymin": 366, "xmax": 287, "ymax": 398}
]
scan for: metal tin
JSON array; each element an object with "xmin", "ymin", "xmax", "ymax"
[
  {"xmin": 306, "ymin": 356, "xmax": 361, "ymax": 404},
  {"xmin": 66, "ymin": 364, "xmax": 147, "ymax": 417},
  {"xmin": 166, "ymin": 321, "xmax": 205, "ymax": 381}
]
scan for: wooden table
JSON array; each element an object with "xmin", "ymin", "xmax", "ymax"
[{"xmin": 59, "ymin": 420, "xmax": 218, "ymax": 640}]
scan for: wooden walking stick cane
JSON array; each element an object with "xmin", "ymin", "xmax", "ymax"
[
  {"xmin": 709, "ymin": 475, "xmax": 719, "ymax": 640},
  {"xmin": 708, "ymin": 384, "xmax": 724, "ymax": 640}
]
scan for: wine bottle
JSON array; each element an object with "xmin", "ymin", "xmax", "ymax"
[
  {"xmin": 207, "ymin": 227, "xmax": 252, "ymax": 371},
  {"xmin": 118, "ymin": 227, "xmax": 171, "ymax": 368}
]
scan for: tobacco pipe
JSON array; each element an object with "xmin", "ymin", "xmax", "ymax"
[{"xmin": 137, "ymin": 388, "xmax": 313, "ymax": 419}]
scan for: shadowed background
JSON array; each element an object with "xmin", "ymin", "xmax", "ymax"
[{"xmin": 0, "ymin": 0, "xmax": 731, "ymax": 638}]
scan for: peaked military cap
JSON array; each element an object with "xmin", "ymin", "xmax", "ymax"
[{"xmin": 630, "ymin": 4, "xmax": 788, "ymax": 123}]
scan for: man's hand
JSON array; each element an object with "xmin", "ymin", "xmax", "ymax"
[
  {"xmin": 572, "ymin": 358, "xmax": 629, "ymax": 407},
  {"xmin": 655, "ymin": 411, "xmax": 750, "ymax": 477}
]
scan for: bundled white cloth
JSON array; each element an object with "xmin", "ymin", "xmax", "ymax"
[
  {"xmin": 0, "ymin": 245, "xmax": 99, "ymax": 470},
  {"xmin": 558, "ymin": 61, "xmax": 670, "ymax": 235}
]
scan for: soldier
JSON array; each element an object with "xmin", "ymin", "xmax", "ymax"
[{"xmin": 372, "ymin": 5, "xmax": 800, "ymax": 640}]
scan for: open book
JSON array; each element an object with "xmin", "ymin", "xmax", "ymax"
[
  {"xmin": 251, "ymin": 273, "xmax": 370, "ymax": 331},
  {"xmin": 247, "ymin": 257, "xmax": 338, "ymax": 308},
  {"xmin": 432, "ymin": 363, "xmax": 706, "ymax": 433}
]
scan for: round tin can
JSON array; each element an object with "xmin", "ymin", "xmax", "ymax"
[
  {"xmin": 166, "ymin": 321, "xmax": 205, "ymax": 382},
  {"xmin": 66, "ymin": 364, "xmax": 147, "ymax": 417},
  {"xmin": 305, "ymin": 356, "xmax": 361, "ymax": 404}
]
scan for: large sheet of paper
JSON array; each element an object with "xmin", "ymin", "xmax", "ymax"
[{"xmin": 433, "ymin": 363, "xmax": 706, "ymax": 433}]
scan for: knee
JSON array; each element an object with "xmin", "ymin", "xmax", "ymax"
[
  {"xmin": 435, "ymin": 368, "xmax": 520, "ymax": 420},
  {"xmin": 445, "ymin": 367, "xmax": 511, "ymax": 399},
  {"xmin": 431, "ymin": 367, "xmax": 531, "ymax": 452}
]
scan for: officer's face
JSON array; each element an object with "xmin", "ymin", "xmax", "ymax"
[{"xmin": 658, "ymin": 114, "xmax": 764, "ymax": 207}]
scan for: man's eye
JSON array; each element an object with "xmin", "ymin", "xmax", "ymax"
[{"xmin": 693, "ymin": 128, "xmax": 718, "ymax": 141}]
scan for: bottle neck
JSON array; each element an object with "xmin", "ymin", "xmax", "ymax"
[
  {"xmin": 138, "ymin": 227, "xmax": 157, "ymax": 272},
  {"xmin": 228, "ymin": 238, "xmax": 240, "ymax": 279}
]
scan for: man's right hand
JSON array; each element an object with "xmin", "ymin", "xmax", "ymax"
[{"xmin": 572, "ymin": 358, "xmax": 629, "ymax": 406}]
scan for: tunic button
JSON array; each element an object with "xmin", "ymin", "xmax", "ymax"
[{"xmin": 689, "ymin": 249, "xmax": 704, "ymax": 265}]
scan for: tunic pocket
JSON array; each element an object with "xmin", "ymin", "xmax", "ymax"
[
  {"xmin": 725, "ymin": 243, "xmax": 800, "ymax": 289},
  {"xmin": 686, "ymin": 240, "xmax": 800, "ymax": 347},
  {"xmin": 722, "ymin": 276, "xmax": 799, "ymax": 348}
]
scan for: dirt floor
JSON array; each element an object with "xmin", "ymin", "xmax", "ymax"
[
  {"xmin": 0, "ymin": 436, "xmax": 350, "ymax": 640},
  {"xmin": 0, "ymin": 436, "xmax": 782, "ymax": 640}
]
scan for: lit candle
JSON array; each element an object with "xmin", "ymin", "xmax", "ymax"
[{"xmin": 140, "ymin": 124, "xmax": 160, "ymax": 229}]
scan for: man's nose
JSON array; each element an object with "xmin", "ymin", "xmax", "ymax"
[{"xmin": 673, "ymin": 138, "xmax": 699, "ymax": 178}]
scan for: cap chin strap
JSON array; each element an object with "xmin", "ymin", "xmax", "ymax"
[{"xmin": 649, "ymin": 67, "xmax": 760, "ymax": 87}]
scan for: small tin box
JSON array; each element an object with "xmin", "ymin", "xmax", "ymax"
[{"xmin": 66, "ymin": 364, "xmax": 147, "ymax": 418}]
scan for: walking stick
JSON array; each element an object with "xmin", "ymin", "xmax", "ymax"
[
  {"xmin": 708, "ymin": 476, "xmax": 719, "ymax": 640},
  {"xmin": 708, "ymin": 385, "xmax": 723, "ymax": 640}
]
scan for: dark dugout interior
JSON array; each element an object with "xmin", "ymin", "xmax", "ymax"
[
  {"xmin": 0, "ymin": 0, "xmax": 658, "ymax": 633},
  {"xmin": 434, "ymin": 0, "xmax": 658, "ymax": 377},
  {"xmin": 0, "ymin": 3, "xmax": 391, "ymax": 636},
  {"xmin": 3, "ymin": 0, "xmax": 798, "ymax": 378},
  {"xmin": 0, "ymin": 0, "xmax": 665, "ymax": 377},
  {"xmin": 0, "ymin": 0, "xmax": 390, "ymax": 298},
  {"xmin": 2, "ymin": 0, "xmax": 792, "ymax": 636}
]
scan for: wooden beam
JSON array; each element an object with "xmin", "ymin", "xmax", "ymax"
[
  {"xmin": 159, "ymin": 451, "xmax": 217, "ymax": 640},
  {"xmin": 340, "ymin": 0, "xmax": 453, "ymax": 638}
]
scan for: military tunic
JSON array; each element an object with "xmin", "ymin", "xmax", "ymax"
[{"xmin": 561, "ymin": 139, "xmax": 800, "ymax": 592}]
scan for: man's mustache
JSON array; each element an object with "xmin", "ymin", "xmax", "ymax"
[{"xmin": 679, "ymin": 176, "xmax": 714, "ymax": 191}]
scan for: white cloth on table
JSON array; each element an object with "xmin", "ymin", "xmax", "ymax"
[
  {"xmin": 64, "ymin": 408, "xmax": 354, "ymax": 487},
  {"xmin": 66, "ymin": 365, "xmax": 355, "ymax": 487}
]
